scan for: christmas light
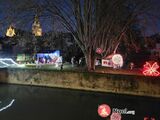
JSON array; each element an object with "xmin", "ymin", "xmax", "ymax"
[
  {"xmin": 96, "ymin": 48, "xmax": 103, "ymax": 54},
  {"xmin": 143, "ymin": 62, "xmax": 160, "ymax": 76},
  {"xmin": 6, "ymin": 26, "xmax": 16, "ymax": 37},
  {"xmin": 0, "ymin": 58, "xmax": 24, "ymax": 68},
  {"xmin": 112, "ymin": 54, "xmax": 123, "ymax": 68}
]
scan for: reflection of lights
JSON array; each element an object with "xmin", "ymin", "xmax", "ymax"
[
  {"xmin": 143, "ymin": 62, "xmax": 160, "ymax": 76},
  {"xmin": 0, "ymin": 58, "xmax": 25, "ymax": 68},
  {"xmin": 0, "ymin": 99, "xmax": 15, "ymax": 112},
  {"xmin": 112, "ymin": 54, "xmax": 123, "ymax": 67}
]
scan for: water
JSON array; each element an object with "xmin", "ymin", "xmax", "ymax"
[{"xmin": 0, "ymin": 84, "xmax": 159, "ymax": 120}]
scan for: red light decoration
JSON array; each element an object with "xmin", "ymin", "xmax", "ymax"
[
  {"xmin": 143, "ymin": 62, "xmax": 160, "ymax": 76},
  {"xmin": 96, "ymin": 48, "xmax": 103, "ymax": 54}
]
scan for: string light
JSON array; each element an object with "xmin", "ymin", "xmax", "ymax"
[{"xmin": 0, "ymin": 58, "xmax": 24, "ymax": 68}]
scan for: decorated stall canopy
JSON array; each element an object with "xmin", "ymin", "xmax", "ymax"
[{"xmin": 36, "ymin": 50, "xmax": 62, "ymax": 64}]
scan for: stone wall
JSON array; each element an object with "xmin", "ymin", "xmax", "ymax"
[{"xmin": 0, "ymin": 68, "xmax": 160, "ymax": 97}]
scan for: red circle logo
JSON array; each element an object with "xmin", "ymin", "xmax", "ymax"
[
  {"xmin": 110, "ymin": 112, "xmax": 122, "ymax": 120},
  {"xmin": 98, "ymin": 104, "xmax": 111, "ymax": 118}
]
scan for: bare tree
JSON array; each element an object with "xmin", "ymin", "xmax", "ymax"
[{"xmin": 43, "ymin": 0, "xmax": 153, "ymax": 70}]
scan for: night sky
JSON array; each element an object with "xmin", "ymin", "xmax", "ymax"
[{"xmin": 0, "ymin": 0, "xmax": 160, "ymax": 37}]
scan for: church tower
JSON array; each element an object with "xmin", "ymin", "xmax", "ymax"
[{"xmin": 32, "ymin": 15, "xmax": 42, "ymax": 36}]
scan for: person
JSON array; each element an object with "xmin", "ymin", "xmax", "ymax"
[
  {"xmin": 79, "ymin": 57, "xmax": 82, "ymax": 66},
  {"xmin": 95, "ymin": 59, "xmax": 100, "ymax": 66},
  {"xmin": 42, "ymin": 57, "xmax": 46, "ymax": 64},
  {"xmin": 35, "ymin": 58, "xmax": 41, "ymax": 68},
  {"xmin": 47, "ymin": 58, "xmax": 50, "ymax": 64},
  {"xmin": 36, "ymin": 57, "xmax": 42, "ymax": 68},
  {"xmin": 129, "ymin": 62, "xmax": 134, "ymax": 70},
  {"xmin": 71, "ymin": 56, "xmax": 75, "ymax": 67}
]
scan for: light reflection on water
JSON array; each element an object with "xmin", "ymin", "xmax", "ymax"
[
  {"xmin": 0, "ymin": 99, "xmax": 15, "ymax": 112},
  {"xmin": 0, "ymin": 84, "xmax": 159, "ymax": 120}
]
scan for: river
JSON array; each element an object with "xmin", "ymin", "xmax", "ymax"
[{"xmin": 0, "ymin": 84, "xmax": 159, "ymax": 120}]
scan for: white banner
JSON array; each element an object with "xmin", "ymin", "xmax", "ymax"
[{"xmin": 102, "ymin": 59, "xmax": 113, "ymax": 67}]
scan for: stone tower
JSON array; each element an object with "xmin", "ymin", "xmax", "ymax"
[{"xmin": 32, "ymin": 15, "xmax": 42, "ymax": 36}]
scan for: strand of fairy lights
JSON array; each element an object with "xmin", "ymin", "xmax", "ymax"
[
  {"xmin": 0, "ymin": 58, "xmax": 19, "ymax": 66},
  {"xmin": 0, "ymin": 58, "xmax": 24, "ymax": 68}
]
